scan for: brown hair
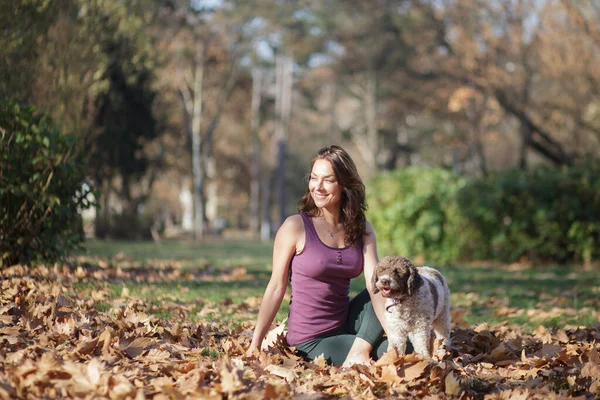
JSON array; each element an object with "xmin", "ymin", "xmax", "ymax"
[{"xmin": 297, "ymin": 145, "xmax": 367, "ymax": 246}]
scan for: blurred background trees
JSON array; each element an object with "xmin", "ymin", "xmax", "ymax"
[{"xmin": 1, "ymin": 0, "xmax": 599, "ymax": 265}]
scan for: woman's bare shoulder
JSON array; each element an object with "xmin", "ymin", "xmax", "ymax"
[
  {"xmin": 277, "ymin": 214, "xmax": 306, "ymax": 238},
  {"xmin": 365, "ymin": 219, "xmax": 376, "ymax": 235}
]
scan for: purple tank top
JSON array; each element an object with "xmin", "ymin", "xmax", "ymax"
[{"xmin": 286, "ymin": 212, "xmax": 363, "ymax": 345}]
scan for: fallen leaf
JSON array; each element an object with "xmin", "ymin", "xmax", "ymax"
[
  {"xmin": 400, "ymin": 360, "xmax": 429, "ymax": 381},
  {"xmin": 554, "ymin": 329, "xmax": 570, "ymax": 343},
  {"xmin": 374, "ymin": 348, "xmax": 399, "ymax": 367},
  {"xmin": 312, "ymin": 354, "xmax": 328, "ymax": 369},
  {"xmin": 264, "ymin": 364, "xmax": 298, "ymax": 383},
  {"xmin": 123, "ymin": 337, "xmax": 155, "ymax": 358},
  {"xmin": 587, "ymin": 346, "xmax": 600, "ymax": 365},
  {"xmin": 445, "ymin": 371, "xmax": 461, "ymax": 396},
  {"xmin": 261, "ymin": 321, "xmax": 287, "ymax": 350},
  {"xmin": 581, "ymin": 362, "xmax": 600, "ymax": 378},
  {"xmin": 380, "ymin": 364, "xmax": 402, "ymax": 384}
]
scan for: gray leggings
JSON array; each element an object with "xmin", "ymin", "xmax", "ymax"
[{"xmin": 293, "ymin": 289, "xmax": 389, "ymax": 366}]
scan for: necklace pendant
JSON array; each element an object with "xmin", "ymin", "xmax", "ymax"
[{"xmin": 329, "ymin": 232, "xmax": 334, "ymax": 239}]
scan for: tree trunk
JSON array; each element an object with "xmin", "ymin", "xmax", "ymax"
[
  {"xmin": 94, "ymin": 179, "xmax": 111, "ymax": 238},
  {"xmin": 250, "ymin": 67, "xmax": 262, "ymax": 237},
  {"xmin": 275, "ymin": 54, "xmax": 293, "ymax": 228},
  {"xmin": 466, "ymin": 95, "xmax": 488, "ymax": 177},
  {"xmin": 365, "ymin": 67, "xmax": 378, "ymax": 171},
  {"xmin": 353, "ymin": 67, "xmax": 379, "ymax": 175},
  {"xmin": 260, "ymin": 167, "xmax": 273, "ymax": 242},
  {"xmin": 190, "ymin": 48, "xmax": 206, "ymax": 239},
  {"xmin": 518, "ymin": 122, "xmax": 532, "ymax": 169},
  {"xmin": 199, "ymin": 46, "xmax": 239, "ymax": 235},
  {"xmin": 205, "ymin": 154, "xmax": 217, "ymax": 232}
]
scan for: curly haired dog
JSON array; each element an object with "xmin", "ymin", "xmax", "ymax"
[{"xmin": 372, "ymin": 256, "xmax": 451, "ymax": 357}]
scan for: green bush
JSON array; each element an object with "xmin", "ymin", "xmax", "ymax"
[
  {"xmin": 456, "ymin": 164, "xmax": 600, "ymax": 264},
  {"xmin": 366, "ymin": 167, "xmax": 470, "ymax": 264},
  {"xmin": 368, "ymin": 163, "xmax": 600, "ymax": 265},
  {"xmin": 0, "ymin": 100, "xmax": 94, "ymax": 267}
]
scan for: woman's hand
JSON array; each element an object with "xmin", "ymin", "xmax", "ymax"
[
  {"xmin": 341, "ymin": 337, "xmax": 374, "ymax": 368},
  {"xmin": 245, "ymin": 343, "xmax": 259, "ymax": 359}
]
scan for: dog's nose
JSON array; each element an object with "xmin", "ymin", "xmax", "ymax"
[{"xmin": 378, "ymin": 277, "xmax": 390, "ymax": 286}]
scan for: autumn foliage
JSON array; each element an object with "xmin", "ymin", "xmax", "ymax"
[{"xmin": 1, "ymin": 259, "xmax": 599, "ymax": 399}]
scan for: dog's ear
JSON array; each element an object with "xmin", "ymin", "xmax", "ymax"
[
  {"xmin": 371, "ymin": 263, "xmax": 380, "ymax": 294},
  {"xmin": 407, "ymin": 262, "xmax": 423, "ymax": 296}
]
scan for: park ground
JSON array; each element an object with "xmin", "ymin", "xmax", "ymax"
[{"xmin": 1, "ymin": 239, "xmax": 599, "ymax": 399}]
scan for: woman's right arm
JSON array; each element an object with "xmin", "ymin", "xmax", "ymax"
[{"xmin": 246, "ymin": 215, "xmax": 303, "ymax": 356}]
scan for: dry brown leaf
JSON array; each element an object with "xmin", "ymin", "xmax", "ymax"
[
  {"xmin": 581, "ymin": 362, "xmax": 600, "ymax": 378},
  {"xmin": 109, "ymin": 378, "xmax": 137, "ymax": 400},
  {"xmin": 398, "ymin": 353, "xmax": 423, "ymax": 364},
  {"xmin": 2, "ymin": 262, "xmax": 600, "ymax": 399},
  {"xmin": 380, "ymin": 364, "xmax": 402, "ymax": 384},
  {"xmin": 532, "ymin": 343, "xmax": 562, "ymax": 359},
  {"xmin": 177, "ymin": 369, "xmax": 205, "ymax": 395},
  {"xmin": 554, "ymin": 328, "xmax": 570, "ymax": 343},
  {"xmin": 123, "ymin": 337, "xmax": 155, "ymax": 359},
  {"xmin": 312, "ymin": 354, "xmax": 328, "ymax": 369},
  {"xmin": 219, "ymin": 358, "xmax": 246, "ymax": 393},
  {"xmin": 264, "ymin": 364, "xmax": 298, "ymax": 383},
  {"xmin": 444, "ymin": 371, "xmax": 461, "ymax": 396},
  {"xmin": 488, "ymin": 342, "xmax": 517, "ymax": 362},
  {"xmin": 400, "ymin": 360, "xmax": 429, "ymax": 381},
  {"xmin": 146, "ymin": 348, "xmax": 171, "ymax": 362},
  {"xmin": 374, "ymin": 348, "xmax": 399, "ymax": 367},
  {"xmin": 261, "ymin": 321, "xmax": 287, "ymax": 351},
  {"xmin": 588, "ymin": 346, "xmax": 600, "ymax": 365},
  {"xmin": 99, "ymin": 329, "xmax": 112, "ymax": 352},
  {"xmin": 76, "ymin": 336, "xmax": 100, "ymax": 356},
  {"xmin": 0, "ymin": 382, "xmax": 16, "ymax": 400}
]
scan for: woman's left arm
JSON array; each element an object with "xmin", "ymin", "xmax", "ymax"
[
  {"xmin": 362, "ymin": 220, "xmax": 389, "ymax": 335},
  {"xmin": 341, "ymin": 221, "xmax": 387, "ymax": 368}
]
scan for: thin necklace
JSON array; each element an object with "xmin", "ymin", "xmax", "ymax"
[{"xmin": 326, "ymin": 223, "xmax": 343, "ymax": 239}]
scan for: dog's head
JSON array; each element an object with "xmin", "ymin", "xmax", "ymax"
[{"xmin": 372, "ymin": 256, "xmax": 423, "ymax": 299}]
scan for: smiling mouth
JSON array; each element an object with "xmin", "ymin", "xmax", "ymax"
[{"xmin": 380, "ymin": 288, "xmax": 392, "ymax": 297}]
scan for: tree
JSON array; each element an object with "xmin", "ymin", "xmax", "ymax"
[
  {"xmin": 165, "ymin": 3, "xmax": 245, "ymax": 238},
  {"xmin": 89, "ymin": 33, "xmax": 159, "ymax": 238},
  {"xmin": 405, "ymin": 0, "xmax": 600, "ymax": 167},
  {"xmin": 0, "ymin": 1, "xmax": 61, "ymax": 101}
]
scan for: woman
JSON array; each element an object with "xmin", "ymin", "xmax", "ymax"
[{"xmin": 245, "ymin": 145, "xmax": 389, "ymax": 367}]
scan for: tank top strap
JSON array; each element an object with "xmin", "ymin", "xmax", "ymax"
[{"xmin": 299, "ymin": 212, "xmax": 319, "ymax": 243}]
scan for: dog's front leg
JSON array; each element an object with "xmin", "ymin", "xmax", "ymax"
[
  {"xmin": 408, "ymin": 327, "xmax": 432, "ymax": 357},
  {"xmin": 387, "ymin": 330, "xmax": 408, "ymax": 355}
]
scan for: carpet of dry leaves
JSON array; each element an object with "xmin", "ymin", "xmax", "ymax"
[{"xmin": 1, "ymin": 259, "xmax": 599, "ymax": 400}]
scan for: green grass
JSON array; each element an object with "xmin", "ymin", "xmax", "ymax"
[
  {"xmin": 75, "ymin": 239, "xmax": 600, "ymax": 332},
  {"xmin": 80, "ymin": 239, "xmax": 273, "ymax": 270}
]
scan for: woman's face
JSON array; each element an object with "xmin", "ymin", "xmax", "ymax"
[{"xmin": 309, "ymin": 159, "xmax": 342, "ymax": 210}]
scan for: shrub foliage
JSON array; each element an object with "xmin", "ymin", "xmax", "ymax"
[
  {"xmin": 367, "ymin": 164, "xmax": 600, "ymax": 265},
  {"xmin": 367, "ymin": 167, "xmax": 470, "ymax": 264},
  {"xmin": 456, "ymin": 164, "xmax": 600, "ymax": 264},
  {"xmin": 0, "ymin": 100, "xmax": 93, "ymax": 267}
]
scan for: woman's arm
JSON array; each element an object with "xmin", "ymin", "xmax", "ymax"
[
  {"xmin": 362, "ymin": 220, "xmax": 389, "ymax": 335},
  {"xmin": 341, "ymin": 220, "xmax": 386, "ymax": 367},
  {"xmin": 246, "ymin": 215, "xmax": 303, "ymax": 356}
]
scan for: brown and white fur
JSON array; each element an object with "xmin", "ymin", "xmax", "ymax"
[{"xmin": 372, "ymin": 256, "xmax": 451, "ymax": 357}]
